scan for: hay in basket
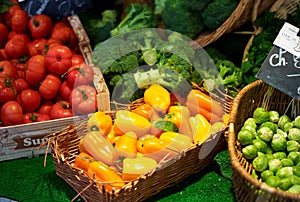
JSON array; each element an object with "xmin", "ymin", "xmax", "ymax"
[
  {"xmin": 43, "ymin": 83, "xmax": 233, "ymax": 202},
  {"xmin": 228, "ymin": 80, "xmax": 300, "ymax": 202}
]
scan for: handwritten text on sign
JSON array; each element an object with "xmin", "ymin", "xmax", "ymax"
[{"xmin": 256, "ymin": 46, "xmax": 300, "ymax": 100}]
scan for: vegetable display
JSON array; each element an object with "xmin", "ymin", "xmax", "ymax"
[
  {"xmin": 74, "ymin": 83, "xmax": 227, "ymax": 192},
  {"xmin": 0, "ymin": 1, "xmax": 98, "ymax": 127},
  {"xmin": 238, "ymin": 107, "xmax": 300, "ymax": 193}
]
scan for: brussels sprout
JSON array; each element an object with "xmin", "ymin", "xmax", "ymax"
[
  {"xmin": 273, "ymin": 152, "xmax": 287, "ymax": 160},
  {"xmin": 288, "ymin": 128, "xmax": 300, "ymax": 142},
  {"xmin": 260, "ymin": 122, "xmax": 278, "ymax": 133},
  {"xmin": 261, "ymin": 170, "xmax": 274, "ymax": 182},
  {"xmin": 252, "ymin": 169, "xmax": 258, "ymax": 179},
  {"xmin": 276, "ymin": 167, "xmax": 293, "ymax": 178},
  {"xmin": 244, "ymin": 118, "xmax": 257, "ymax": 129},
  {"xmin": 238, "ymin": 129, "xmax": 256, "ymax": 146},
  {"xmin": 279, "ymin": 178, "xmax": 293, "ymax": 190},
  {"xmin": 288, "ymin": 151, "xmax": 300, "ymax": 164},
  {"xmin": 295, "ymin": 116, "xmax": 300, "ymax": 129},
  {"xmin": 293, "ymin": 165, "xmax": 300, "ymax": 177},
  {"xmin": 253, "ymin": 107, "xmax": 270, "ymax": 124},
  {"xmin": 265, "ymin": 146, "xmax": 274, "ymax": 154},
  {"xmin": 242, "ymin": 145, "xmax": 258, "ymax": 159},
  {"xmin": 271, "ymin": 133, "xmax": 287, "ymax": 152},
  {"xmin": 241, "ymin": 125, "xmax": 257, "ymax": 135},
  {"xmin": 290, "ymin": 175, "xmax": 300, "ymax": 185},
  {"xmin": 257, "ymin": 127, "xmax": 273, "ymax": 142},
  {"xmin": 287, "ymin": 140, "xmax": 300, "ymax": 152},
  {"xmin": 283, "ymin": 122, "xmax": 294, "ymax": 132},
  {"xmin": 253, "ymin": 138, "xmax": 268, "ymax": 153},
  {"xmin": 287, "ymin": 184, "xmax": 300, "ymax": 194},
  {"xmin": 252, "ymin": 153, "xmax": 268, "ymax": 172},
  {"xmin": 265, "ymin": 175, "xmax": 281, "ymax": 188},
  {"xmin": 276, "ymin": 129, "xmax": 288, "ymax": 138},
  {"xmin": 265, "ymin": 153, "xmax": 275, "ymax": 161},
  {"xmin": 269, "ymin": 158, "xmax": 282, "ymax": 173},
  {"xmin": 281, "ymin": 158, "xmax": 294, "ymax": 167},
  {"xmin": 278, "ymin": 114, "xmax": 291, "ymax": 130},
  {"xmin": 269, "ymin": 111, "xmax": 280, "ymax": 123}
]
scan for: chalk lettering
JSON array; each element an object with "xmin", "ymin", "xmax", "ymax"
[{"xmin": 269, "ymin": 48, "xmax": 288, "ymax": 67}]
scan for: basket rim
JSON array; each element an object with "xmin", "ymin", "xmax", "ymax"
[{"xmin": 228, "ymin": 80, "xmax": 300, "ymax": 199}]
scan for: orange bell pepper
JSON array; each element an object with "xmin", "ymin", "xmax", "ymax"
[
  {"xmin": 87, "ymin": 111, "xmax": 112, "ymax": 135},
  {"xmin": 87, "ymin": 160, "xmax": 125, "ymax": 192},
  {"xmin": 115, "ymin": 132, "xmax": 138, "ymax": 158},
  {"xmin": 165, "ymin": 104, "xmax": 193, "ymax": 139},
  {"xmin": 185, "ymin": 89, "xmax": 224, "ymax": 122},
  {"xmin": 81, "ymin": 131, "xmax": 118, "ymax": 166},
  {"xmin": 144, "ymin": 84, "xmax": 170, "ymax": 113},
  {"xmin": 131, "ymin": 103, "xmax": 152, "ymax": 120},
  {"xmin": 73, "ymin": 152, "xmax": 94, "ymax": 171}
]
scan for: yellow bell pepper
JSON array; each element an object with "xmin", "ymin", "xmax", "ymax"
[
  {"xmin": 122, "ymin": 156, "xmax": 157, "ymax": 181},
  {"xmin": 159, "ymin": 131, "xmax": 192, "ymax": 152},
  {"xmin": 189, "ymin": 114, "xmax": 211, "ymax": 144},
  {"xmin": 165, "ymin": 104, "xmax": 193, "ymax": 139},
  {"xmin": 87, "ymin": 111, "xmax": 113, "ymax": 136},
  {"xmin": 115, "ymin": 132, "xmax": 138, "ymax": 158},
  {"xmin": 144, "ymin": 84, "xmax": 170, "ymax": 113},
  {"xmin": 115, "ymin": 110, "xmax": 151, "ymax": 137}
]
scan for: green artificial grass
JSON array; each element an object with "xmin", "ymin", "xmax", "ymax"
[{"xmin": 0, "ymin": 151, "xmax": 235, "ymax": 202}]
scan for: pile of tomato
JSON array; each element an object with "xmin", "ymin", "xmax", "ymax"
[{"xmin": 0, "ymin": 1, "xmax": 97, "ymax": 127}]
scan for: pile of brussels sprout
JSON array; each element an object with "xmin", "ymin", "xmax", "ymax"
[{"xmin": 238, "ymin": 107, "xmax": 300, "ymax": 193}]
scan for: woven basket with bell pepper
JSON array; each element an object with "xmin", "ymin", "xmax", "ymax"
[{"xmin": 45, "ymin": 81, "xmax": 231, "ymax": 202}]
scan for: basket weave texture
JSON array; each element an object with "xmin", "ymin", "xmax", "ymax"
[
  {"xmin": 194, "ymin": 0, "xmax": 277, "ymax": 48},
  {"xmin": 228, "ymin": 80, "xmax": 300, "ymax": 202},
  {"xmin": 46, "ymin": 85, "xmax": 232, "ymax": 202}
]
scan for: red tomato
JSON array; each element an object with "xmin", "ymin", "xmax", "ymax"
[
  {"xmin": 11, "ymin": 78, "xmax": 30, "ymax": 93},
  {"xmin": 1, "ymin": 100, "xmax": 23, "ymax": 126},
  {"xmin": 0, "ymin": 23, "xmax": 9, "ymax": 48},
  {"xmin": 47, "ymin": 38, "xmax": 62, "ymax": 48},
  {"xmin": 11, "ymin": 58, "xmax": 28, "ymax": 78},
  {"xmin": 39, "ymin": 74, "xmax": 62, "ymax": 100},
  {"xmin": 49, "ymin": 100, "xmax": 73, "ymax": 119},
  {"xmin": 3, "ymin": 5, "xmax": 21, "ymax": 27},
  {"xmin": 8, "ymin": 32, "xmax": 30, "ymax": 44},
  {"xmin": 5, "ymin": 38, "xmax": 28, "ymax": 59},
  {"xmin": 45, "ymin": 45, "xmax": 73, "ymax": 75},
  {"xmin": 0, "ymin": 49, "xmax": 10, "ymax": 61},
  {"xmin": 66, "ymin": 63, "xmax": 94, "ymax": 87},
  {"xmin": 0, "ymin": 60, "xmax": 17, "ymax": 80},
  {"xmin": 11, "ymin": 8, "xmax": 28, "ymax": 33},
  {"xmin": 70, "ymin": 85, "xmax": 97, "ymax": 115},
  {"xmin": 27, "ymin": 38, "xmax": 48, "ymax": 56},
  {"xmin": 28, "ymin": 14, "xmax": 53, "ymax": 39},
  {"xmin": 71, "ymin": 54, "xmax": 84, "ymax": 65},
  {"xmin": 26, "ymin": 55, "xmax": 47, "ymax": 86},
  {"xmin": 59, "ymin": 80, "xmax": 73, "ymax": 101},
  {"xmin": 23, "ymin": 112, "xmax": 50, "ymax": 124},
  {"xmin": 38, "ymin": 101, "xmax": 53, "ymax": 116},
  {"xmin": 17, "ymin": 89, "xmax": 41, "ymax": 112},
  {"xmin": 0, "ymin": 81, "xmax": 16, "ymax": 104},
  {"xmin": 50, "ymin": 22, "xmax": 78, "ymax": 48}
]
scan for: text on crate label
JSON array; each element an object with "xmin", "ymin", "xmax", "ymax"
[{"xmin": 13, "ymin": 134, "xmax": 48, "ymax": 149}]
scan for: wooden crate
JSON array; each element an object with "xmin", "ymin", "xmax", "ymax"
[{"xmin": 0, "ymin": 15, "xmax": 110, "ymax": 162}]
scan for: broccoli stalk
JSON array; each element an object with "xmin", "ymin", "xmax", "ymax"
[{"xmin": 110, "ymin": 3, "xmax": 158, "ymax": 37}]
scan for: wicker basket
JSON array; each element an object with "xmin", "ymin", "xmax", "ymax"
[
  {"xmin": 228, "ymin": 80, "xmax": 300, "ymax": 202},
  {"xmin": 194, "ymin": 0, "xmax": 277, "ymax": 48},
  {"xmin": 45, "ymin": 85, "xmax": 232, "ymax": 202}
]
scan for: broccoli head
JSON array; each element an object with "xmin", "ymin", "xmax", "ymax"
[
  {"xmin": 183, "ymin": 0, "xmax": 213, "ymax": 11},
  {"xmin": 161, "ymin": 0, "xmax": 204, "ymax": 39},
  {"xmin": 110, "ymin": 3, "xmax": 158, "ymax": 37},
  {"xmin": 201, "ymin": 0, "xmax": 239, "ymax": 30}
]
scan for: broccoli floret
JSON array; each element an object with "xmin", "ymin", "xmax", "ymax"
[
  {"xmin": 214, "ymin": 150, "xmax": 232, "ymax": 180},
  {"xmin": 110, "ymin": 3, "xmax": 158, "ymax": 37},
  {"xmin": 78, "ymin": 10, "xmax": 118, "ymax": 47},
  {"xmin": 161, "ymin": 0, "xmax": 204, "ymax": 39},
  {"xmin": 183, "ymin": 0, "xmax": 213, "ymax": 11},
  {"xmin": 201, "ymin": 0, "xmax": 239, "ymax": 30},
  {"xmin": 153, "ymin": 0, "xmax": 167, "ymax": 15}
]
